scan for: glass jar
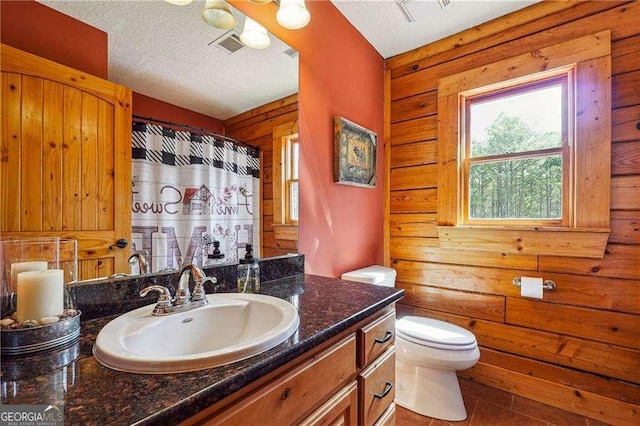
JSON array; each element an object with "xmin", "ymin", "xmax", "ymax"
[{"xmin": 237, "ymin": 259, "xmax": 259, "ymax": 293}]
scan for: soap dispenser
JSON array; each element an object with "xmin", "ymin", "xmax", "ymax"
[
  {"xmin": 205, "ymin": 240, "xmax": 225, "ymax": 265},
  {"xmin": 237, "ymin": 244, "xmax": 260, "ymax": 293}
]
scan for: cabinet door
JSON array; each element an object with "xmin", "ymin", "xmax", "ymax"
[
  {"xmin": 1, "ymin": 44, "xmax": 132, "ymax": 279},
  {"xmin": 206, "ymin": 335, "xmax": 356, "ymax": 425},
  {"xmin": 358, "ymin": 347, "xmax": 396, "ymax": 426},
  {"xmin": 300, "ymin": 381, "xmax": 358, "ymax": 426}
]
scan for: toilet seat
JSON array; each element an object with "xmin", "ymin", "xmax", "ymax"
[{"xmin": 396, "ymin": 316, "xmax": 477, "ymax": 351}]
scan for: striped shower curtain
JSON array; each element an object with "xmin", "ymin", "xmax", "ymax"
[{"xmin": 130, "ymin": 122, "xmax": 260, "ymax": 272}]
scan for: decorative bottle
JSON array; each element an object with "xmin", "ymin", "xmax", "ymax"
[{"xmin": 237, "ymin": 244, "xmax": 259, "ymax": 293}]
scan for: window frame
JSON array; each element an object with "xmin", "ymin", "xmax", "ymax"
[
  {"xmin": 461, "ymin": 73, "xmax": 572, "ymax": 227},
  {"xmin": 271, "ymin": 121, "xmax": 299, "ymax": 242},
  {"xmin": 435, "ymin": 31, "xmax": 611, "ymax": 258},
  {"xmin": 284, "ymin": 135, "xmax": 299, "ymax": 224}
]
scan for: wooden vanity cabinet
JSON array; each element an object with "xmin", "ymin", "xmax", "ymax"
[{"xmin": 185, "ymin": 306, "xmax": 397, "ymax": 426}]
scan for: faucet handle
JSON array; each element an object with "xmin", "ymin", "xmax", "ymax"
[
  {"xmin": 193, "ymin": 276, "xmax": 217, "ymax": 301},
  {"xmin": 140, "ymin": 285, "xmax": 172, "ymax": 307}
]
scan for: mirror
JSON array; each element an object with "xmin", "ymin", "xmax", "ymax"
[{"xmin": 37, "ymin": 0, "xmax": 299, "ymax": 278}]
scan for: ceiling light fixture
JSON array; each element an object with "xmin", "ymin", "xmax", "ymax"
[
  {"xmin": 165, "ymin": 0, "xmax": 310, "ymax": 49},
  {"xmin": 201, "ymin": 0, "xmax": 237, "ymax": 30},
  {"xmin": 240, "ymin": 17, "xmax": 272, "ymax": 49},
  {"xmin": 276, "ymin": 0, "xmax": 310, "ymax": 30}
]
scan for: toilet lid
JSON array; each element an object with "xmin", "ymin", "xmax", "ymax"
[{"xmin": 396, "ymin": 316, "xmax": 477, "ymax": 350}]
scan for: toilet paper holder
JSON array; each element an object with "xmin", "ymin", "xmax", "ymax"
[{"xmin": 512, "ymin": 277, "xmax": 556, "ymax": 291}]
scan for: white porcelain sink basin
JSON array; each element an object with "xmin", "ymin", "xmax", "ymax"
[{"xmin": 93, "ymin": 293, "xmax": 299, "ymax": 374}]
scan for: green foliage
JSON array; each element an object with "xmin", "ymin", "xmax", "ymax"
[{"xmin": 469, "ymin": 114, "xmax": 563, "ymax": 220}]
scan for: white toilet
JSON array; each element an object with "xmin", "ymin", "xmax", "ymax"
[{"xmin": 341, "ymin": 265, "xmax": 480, "ymax": 421}]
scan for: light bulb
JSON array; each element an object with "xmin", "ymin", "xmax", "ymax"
[
  {"xmin": 240, "ymin": 17, "xmax": 271, "ymax": 49},
  {"xmin": 276, "ymin": 0, "xmax": 310, "ymax": 30},
  {"xmin": 201, "ymin": 0, "xmax": 237, "ymax": 30}
]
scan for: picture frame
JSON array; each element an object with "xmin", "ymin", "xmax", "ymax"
[{"xmin": 333, "ymin": 116, "xmax": 377, "ymax": 188}]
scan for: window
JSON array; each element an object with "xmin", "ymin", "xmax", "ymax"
[
  {"xmin": 272, "ymin": 121, "xmax": 299, "ymax": 242},
  {"xmin": 463, "ymin": 75, "xmax": 570, "ymax": 225},
  {"xmin": 436, "ymin": 31, "xmax": 611, "ymax": 258},
  {"xmin": 284, "ymin": 135, "xmax": 299, "ymax": 223}
]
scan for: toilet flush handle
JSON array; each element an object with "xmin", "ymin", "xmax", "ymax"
[{"xmin": 374, "ymin": 330, "xmax": 394, "ymax": 344}]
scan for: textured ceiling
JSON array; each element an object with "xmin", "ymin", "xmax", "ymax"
[
  {"xmin": 37, "ymin": 1, "xmax": 540, "ymax": 120},
  {"xmin": 330, "ymin": 0, "xmax": 541, "ymax": 59},
  {"xmin": 38, "ymin": 0, "xmax": 299, "ymax": 120}
]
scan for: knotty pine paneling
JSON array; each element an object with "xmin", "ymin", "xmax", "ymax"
[
  {"xmin": 389, "ymin": 213, "xmax": 438, "ymax": 238},
  {"xmin": 224, "ymin": 95, "xmax": 298, "ymax": 256},
  {"xmin": 389, "ymin": 189, "xmax": 437, "ymax": 213},
  {"xmin": 390, "ymin": 91, "xmax": 437, "ymax": 123},
  {"xmin": 389, "ymin": 141, "xmax": 437, "ymax": 168},
  {"xmin": 398, "ymin": 305, "xmax": 640, "ymax": 386},
  {"xmin": 478, "ymin": 347, "xmax": 640, "ymax": 406},
  {"xmin": 398, "ymin": 282, "xmax": 505, "ymax": 322},
  {"xmin": 610, "ymin": 210, "xmax": 640, "ymax": 245},
  {"xmin": 612, "ymin": 105, "xmax": 640, "ymax": 142},
  {"xmin": 506, "ymin": 298, "xmax": 640, "ymax": 349},
  {"xmin": 389, "ymin": 164, "xmax": 437, "ymax": 190},
  {"xmin": 612, "ymin": 140, "xmax": 640, "ymax": 175},
  {"xmin": 386, "ymin": 2, "xmax": 640, "ymax": 417}
]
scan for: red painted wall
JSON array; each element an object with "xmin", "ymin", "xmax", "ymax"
[
  {"xmin": 1, "ymin": 1, "xmax": 224, "ymax": 134},
  {"xmin": 133, "ymin": 93, "xmax": 223, "ymax": 134},
  {"xmin": 231, "ymin": 0, "xmax": 385, "ymax": 277},
  {"xmin": 1, "ymin": 0, "xmax": 108, "ymax": 79}
]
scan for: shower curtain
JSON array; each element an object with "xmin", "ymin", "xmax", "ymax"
[{"xmin": 131, "ymin": 122, "xmax": 260, "ymax": 272}]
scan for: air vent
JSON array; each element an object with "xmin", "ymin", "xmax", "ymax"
[
  {"xmin": 283, "ymin": 47, "xmax": 299, "ymax": 59},
  {"xmin": 209, "ymin": 30, "xmax": 245, "ymax": 55},
  {"xmin": 396, "ymin": 0, "xmax": 452, "ymax": 23}
]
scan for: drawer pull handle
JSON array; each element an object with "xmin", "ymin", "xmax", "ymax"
[
  {"xmin": 374, "ymin": 331, "xmax": 393, "ymax": 344},
  {"xmin": 374, "ymin": 381, "xmax": 393, "ymax": 399}
]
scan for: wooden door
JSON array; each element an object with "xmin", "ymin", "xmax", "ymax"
[{"xmin": 1, "ymin": 44, "xmax": 132, "ymax": 280}]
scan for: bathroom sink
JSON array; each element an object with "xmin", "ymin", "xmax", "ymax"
[{"xmin": 93, "ymin": 293, "xmax": 300, "ymax": 374}]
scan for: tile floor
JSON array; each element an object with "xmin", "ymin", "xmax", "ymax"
[{"xmin": 395, "ymin": 378, "xmax": 610, "ymax": 426}]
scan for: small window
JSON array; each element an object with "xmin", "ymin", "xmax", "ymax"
[
  {"xmin": 463, "ymin": 76, "xmax": 570, "ymax": 225},
  {"xmin": 285, "ymin": 136, "xmax": 299, "ymax": 223}
]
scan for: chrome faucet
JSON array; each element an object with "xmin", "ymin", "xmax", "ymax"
[
  {"xmin": 139, "ymin": 264, "xmax": 217, "ymax": 316},
  {"xmin": 128, "ymin": 252, "xmax": 148, "ymax": 275}
]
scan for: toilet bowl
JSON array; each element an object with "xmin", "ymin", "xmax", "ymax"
[{"xmin": 341, "ymin": 265, "xmax": 480, "ymax": 421}]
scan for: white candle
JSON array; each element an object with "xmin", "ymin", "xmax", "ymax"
[
  {"xmin": 16, "ymin": 269, "xmax": 64, "ymax": 323},
  {"xmin": 10, "ymin": 261, "xmax": 48, "ymax": 286}
]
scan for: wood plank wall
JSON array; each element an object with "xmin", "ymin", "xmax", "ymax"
[
  {"xmin": 385, "ymin": 1, "xmax": 640, "ymax": 423},
  {"xmin": 223, "ymin": 94, "xmax": 298, "ymax": 258}
]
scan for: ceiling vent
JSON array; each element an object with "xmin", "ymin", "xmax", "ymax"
[
  {"xmin": 283, "ymin": 47, "xmax": 299, "ymax": 59},
  {"xmin": 396, "ymin": 0, "xmax": 452, "ymax": 23},
  {"xmin": 209, "ymin": 30, "xmax": 245, "ymax": 55}
]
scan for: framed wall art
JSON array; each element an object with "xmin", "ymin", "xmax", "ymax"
[{"xmin": 333, "ymin": 116, "xmax": 377, "ymax": 188}]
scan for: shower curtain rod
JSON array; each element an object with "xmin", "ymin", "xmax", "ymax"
[{"xmin": 132, "ymin": 114, "xmax": 258, "ymax": 151}]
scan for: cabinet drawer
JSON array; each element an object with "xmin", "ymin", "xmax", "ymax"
[
  {"xmin": 358, "ymin": 310, "xmax": 395, "ymax": 368},
  {"xmin": 300, "ymin": 381, "xmax": 357, "ymax": 426},
  {"xmin": 209, "ymin": 335, "xmax": 356, "ymax": 425},
  {"xmin": 373, "ymin": 403, "xmax": 396, "ymax": 426},
  {"xmin": 358, "ymin": 346, "xmax": 395, "ymax": 426}
]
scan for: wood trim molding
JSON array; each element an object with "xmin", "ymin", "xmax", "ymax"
[{"xmin": 436, "ymin": 31, "xmax": 612, "ymax": 258}]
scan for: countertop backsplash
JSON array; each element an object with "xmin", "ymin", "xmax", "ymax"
[{"xmin": 75, "ymin": 254, "xmax": 305, "ymax": 321}]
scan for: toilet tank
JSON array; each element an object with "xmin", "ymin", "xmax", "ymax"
[{"xmin": 341, "ymin": 265, "xmax": 397, "ymax": 287}]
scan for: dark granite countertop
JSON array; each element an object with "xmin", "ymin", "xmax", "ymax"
[{"xmin": 1, "ymin": 274, "xmax": 403, "ymax": 425}]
